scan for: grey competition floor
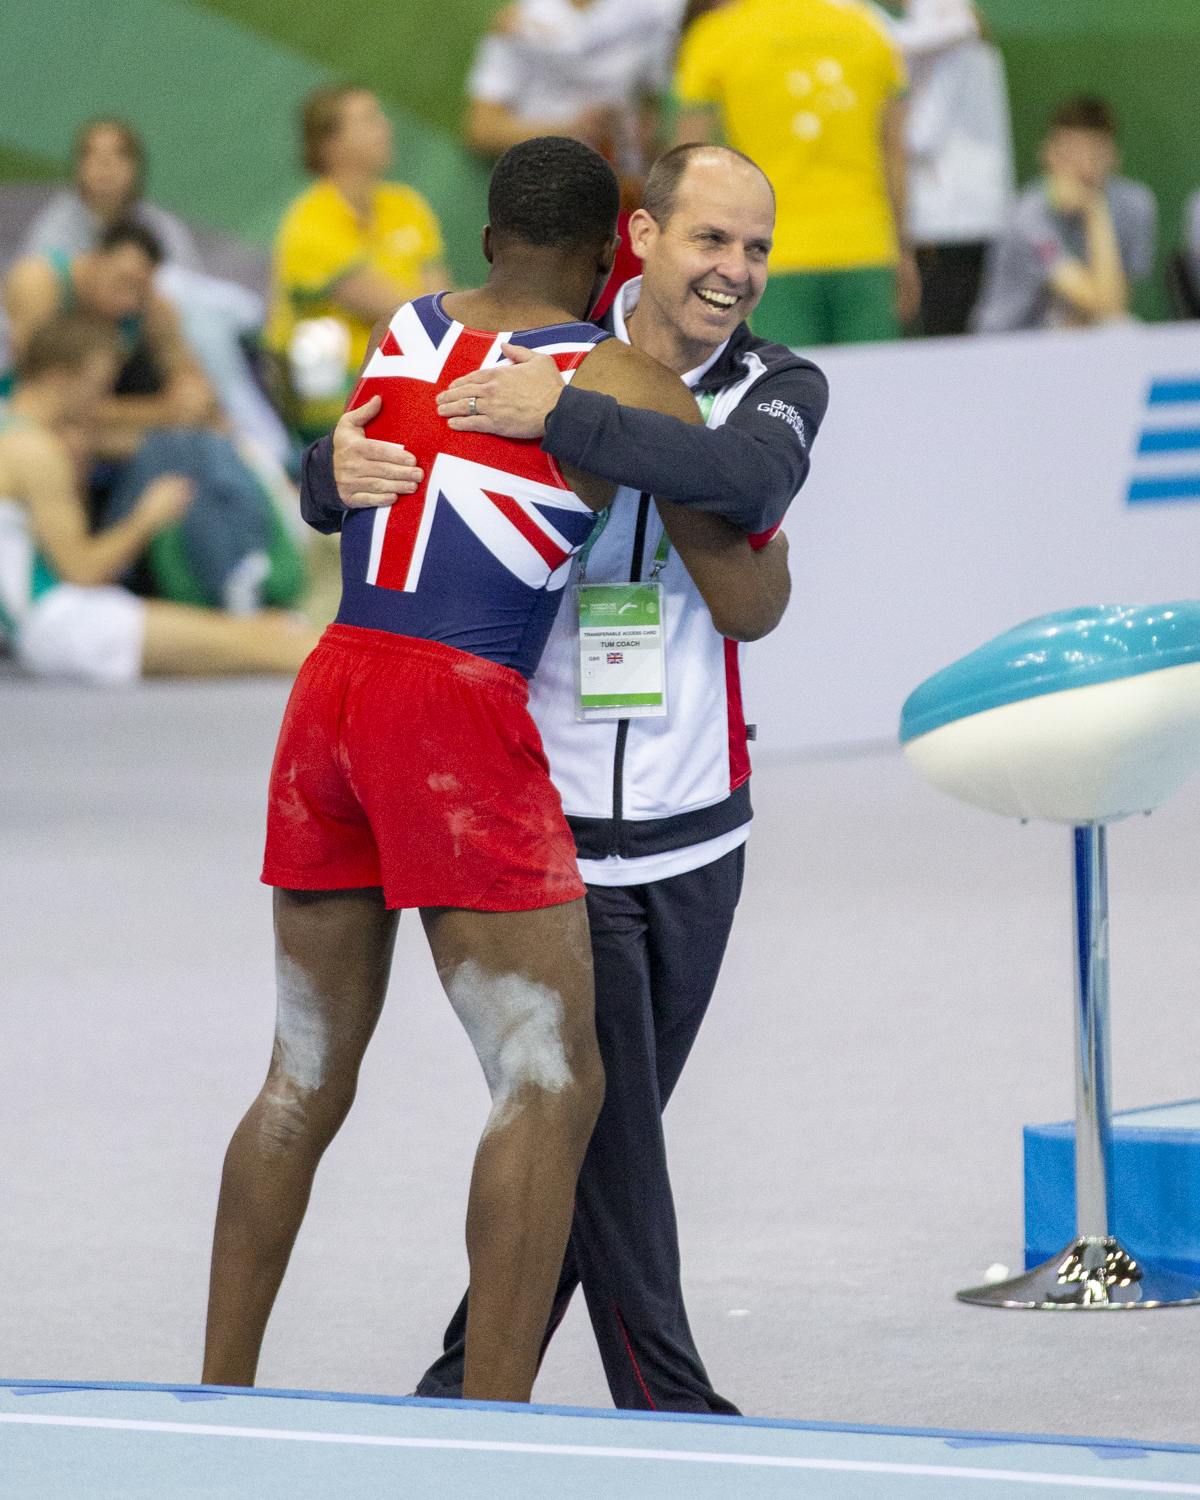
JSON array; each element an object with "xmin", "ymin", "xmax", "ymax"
[{"xmin": 3, "ymin": 677, "xmax": 1200, "ymax": 1445}]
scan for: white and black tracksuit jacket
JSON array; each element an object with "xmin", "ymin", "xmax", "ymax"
[
  {"xmin": 298, "ymin": 277, "xmax": 828, "ymax": 887},
  {"xmin": 533, "ymin": 278, "xmax": 828, "ymax": 885}
]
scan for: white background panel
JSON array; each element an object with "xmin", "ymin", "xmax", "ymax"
[{"xmin": 744, "ymin": 322, "xmax": 1200, "ymax": 750}]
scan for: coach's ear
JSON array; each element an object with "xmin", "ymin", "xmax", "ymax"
[{"xmin": 481, "ymin": 225, "xmax": 494, "ymax": 265}]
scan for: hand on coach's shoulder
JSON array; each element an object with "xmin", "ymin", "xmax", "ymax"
[
  {"xmin": 435, "ymin": 337, "xmax": 704, "ymax": 440},
  {"xmin": 332, "ymin": 396, "xmax": 424, "ymax": 509},
  {"xmin": 438, "ymin": 345, "xmax": 566, "ymax": 439}
]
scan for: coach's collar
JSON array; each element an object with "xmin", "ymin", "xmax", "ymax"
[
  {"xmin": 609, "ymin": 276, "xmax": 641, "ymax": 346},
  {"xmin": 609, "ymin": 275, "xmax": 729, "ymax": 389}
]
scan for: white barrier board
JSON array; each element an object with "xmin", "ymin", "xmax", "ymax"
[{"xmin": 744, "ymin": 320, "xmax": 1200, "ymax": 751}]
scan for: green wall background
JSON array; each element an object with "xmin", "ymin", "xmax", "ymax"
[
  {"xmin": 977, "ymin": 0, "xmax": 1200, "ymax": 320},
  {"xmin": 2, "ymin": 0, "xmax": 1198, "ymax": 315}
]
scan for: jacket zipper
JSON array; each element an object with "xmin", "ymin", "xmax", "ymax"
[{"xmin": 609, "ymin": 492, "xmax": 652, "ymax": 856}]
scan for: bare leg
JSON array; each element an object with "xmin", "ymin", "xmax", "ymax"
[
  {"xmin": 421, "ymin": 899, "xmax": 604, "ymax": 1403},
  {"xmin": 142, "ymin": 602, "xmax": 320, "ymax": 677},
  {"xmin": 202, "ymin": 887, "xmax": 398, "ymax": 1386}
]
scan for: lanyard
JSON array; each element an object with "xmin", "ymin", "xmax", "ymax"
[
  {"xmin": 576, "ymin": 505, "xmax": 610, "ymax": 582},
  {"xmin": 576, "ymin": 386, "xmax": 711, "ymax": 581},
  {"xmin": 578, "ymin": 505, "xmax": 671, "ymax": 582}
]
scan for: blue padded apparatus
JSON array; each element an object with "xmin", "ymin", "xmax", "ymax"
[{"xmin": 899, "ymin": 603, "xmax": 1200, "ymax": 745}]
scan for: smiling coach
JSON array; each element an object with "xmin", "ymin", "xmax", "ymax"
[{"xmin": 302, "ymin": 143, "xmax": 828, "ymax": 1413}]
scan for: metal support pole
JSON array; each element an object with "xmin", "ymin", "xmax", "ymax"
[
  {"xmin": 957, "ymin": 824, "xmax": 1200, "ymax": 1308},
  {"xmin": 1072, "ymin": 825, "xmax": 1113, "ymax": 1241}
]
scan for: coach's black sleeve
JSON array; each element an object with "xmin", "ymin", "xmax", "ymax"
[
  {"xmin": 541, "ymin": 360, "xmax": 829, "ymax": 535},
  {"xmin": 299, "ymin": 435, "xmax": 346, "ymax": 534}
]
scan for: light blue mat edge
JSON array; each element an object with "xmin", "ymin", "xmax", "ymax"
[
  {"xmin": 5, "ymin": 1378, "xmax": 1198, "ymax": 1457},
  {"xmin": 1033, "ymin": 1096, "xmax": 1200, "ymax": 1142}
]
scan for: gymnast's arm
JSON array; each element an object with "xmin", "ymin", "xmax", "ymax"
[{"xmin": 562, "ymin": 339, "xmax": 798, "ymax": 639}]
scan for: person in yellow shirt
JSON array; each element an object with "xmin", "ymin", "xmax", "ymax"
[
  {"xmin": 674, "ymin": 0, "xmax": 920, "ymax": 345},
  {"xmin": 268, "ymin": 86, "xmax": 452, "ymax": 440}
]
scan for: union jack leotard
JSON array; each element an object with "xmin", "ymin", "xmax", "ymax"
[{"xmin": 336, "ymin": 293, "xmax": 611, "ymax": 679}]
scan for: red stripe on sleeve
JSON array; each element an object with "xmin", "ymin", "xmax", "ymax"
[
  {"xmin": 747, "ymin": 522, "xmax": 781, "ymax": 551},
  {"xmin": 724, "ymin": 638, "xmax": 751, "ymax": 791}
]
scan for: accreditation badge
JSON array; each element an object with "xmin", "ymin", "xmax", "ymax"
[{"xmin": 575, "ymin": 582, "xmax": 667, "ymax": 721}]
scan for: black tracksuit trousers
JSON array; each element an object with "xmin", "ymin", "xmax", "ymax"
[{"xmin": 416, "ymin": 844, "xmax": 745, "ymax": 1412}]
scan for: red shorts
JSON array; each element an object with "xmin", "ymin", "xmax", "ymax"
[{"xmin": 262, "ymin": 625, "xmax": 586, "ymax": 911}]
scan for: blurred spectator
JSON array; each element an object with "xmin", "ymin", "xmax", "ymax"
[
  {"xmin": 973, "ymin": 96, "xmax": 1156, "ymax": 333},
  {"xmin": 3, "ymin": 223, "xmax": 307, "ymax": 614},
  {"xmin": 267, "ymin": 86, "xmax": 450, "ymax": 442},
  {"xmin": 889, "ymin": 0, "xmax": 1014, "ymax": 335},
  {"xmin": 674, "ymin": 0, "xmax": 918, "ymax": 345},
  {"xmin": 464, "ymin": 0, "xmax": 685, "ymax": 320},
  {"xmin": 464, "ymin": 0, "xmax": 683, "ymax": 168},
  {"xmin": 0, "ymin": 315, "xmax": 317, "ymax": 683},
  {"xmin": 19, "ymin": 118, "xmax": 202, "ymax": 271},
  {"xmin": 157, "ymin": 264, "xmax": 292, "ymax": 467},
  {"xmin": 5, "ymin": 221, "xmax": 219, "ymax": 458},
  {"xmin": 12, "ymin": 116, "xmax": 289, "ymax": 464},
  {"xmin": 1182, "ymin": 189, "xmax": 1200, "ymax": 308}
]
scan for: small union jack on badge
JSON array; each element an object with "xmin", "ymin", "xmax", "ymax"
[{"xmin": 607, "ymin": 652, "xmax": 624, "ymax": 664}]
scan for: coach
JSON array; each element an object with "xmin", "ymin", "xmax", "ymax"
[{"xmin": 300, "ymin": 143, "xmax": 828, "ymax": 1412}]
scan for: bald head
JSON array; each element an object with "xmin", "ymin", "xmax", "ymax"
[
  {"xmin": 642, "ymin": 144, "xmax": 774, "ymax": 230},
  {"xmin": 624, "ymin": 145, "xmax": 775, "ymax": 369}
]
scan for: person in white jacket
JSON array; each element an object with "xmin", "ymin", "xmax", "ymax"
[
  {"xmin": 887, "ymin": 0, "xmax": 1014, "ymax": 334},
  {"xmin": 465, "ymin": 0, "xmax": 684, "ymax": 172}
]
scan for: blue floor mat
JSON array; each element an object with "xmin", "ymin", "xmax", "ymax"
[{"xmin": 3, "ymin": 1379, "xmax": 1199, "ymax": 1499}]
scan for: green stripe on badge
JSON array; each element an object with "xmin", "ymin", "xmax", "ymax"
[
  {"xmin": 580, "ymin": 693, "xmax": 663, "ymax": 707},
  {"xmin": 578, "ymin": 583, "xmax": 660, "ymax": 628}
]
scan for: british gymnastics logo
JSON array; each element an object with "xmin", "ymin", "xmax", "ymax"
[
  {"xmin": 756, "ymin": 399, "xmax": 808, "ymax": 448},
  {"xmin": 1127, "ymin": 377, "xmax": 1200, "ymax": 505}
]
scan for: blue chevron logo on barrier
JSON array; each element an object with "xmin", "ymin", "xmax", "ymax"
[{"xmin": 1128, "ymin": 377, "xmax": 1200, "ymax": 503}]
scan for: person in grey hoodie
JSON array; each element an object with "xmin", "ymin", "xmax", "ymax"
[{"xmin": 973, "ymin": 95, "xmax": 1156, "ymax": 334}]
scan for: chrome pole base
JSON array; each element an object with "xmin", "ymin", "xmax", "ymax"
[{"xmin": 958, "ymin": 1236, "xmax": 1200, "ymax": 1309}]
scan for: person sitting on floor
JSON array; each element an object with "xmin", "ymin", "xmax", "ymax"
[
  {"xmin": 14, "ymin": 116, "xmax": 290, "ymax": 466},
  {"xmin": 0, "ymin": 314, "xmax": 318, "ymax": 684},
  {"xmin": 972, "ymin": 95, "xmax": 1156, "ymax": 333},
  {"xmin": 3, "ymin": 222, "xmax": 307, "ymax": 615},
  {"xmin": 6, "ymin": 220, "xmax": 223, "ymax": 459},
  {"xmin": 19, "ymin": 117, "xmax": 203, "ymax": 272}
]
